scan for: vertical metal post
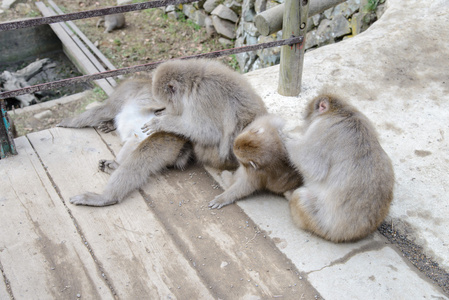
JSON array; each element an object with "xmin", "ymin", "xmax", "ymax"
[
  {"xmin": 0, "ymin": 99, "xmax": 17, "ymax": 159},
  {"xmin": 278, "ymin": 0, "xmax": 309, "ymax": 96}
]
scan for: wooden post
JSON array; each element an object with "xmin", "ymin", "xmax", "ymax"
[
  {"xmin": 278, "ymin": 0, "xmax": 309, "ymax": 96},
  {"xmin": 0, "ymin": 99, "xmax": 17, "ymax": 159}
]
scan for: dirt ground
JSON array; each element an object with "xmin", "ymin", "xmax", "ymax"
[{"xmin": 2, "ymin": 0, "xmax": 236, "ymax": 136}]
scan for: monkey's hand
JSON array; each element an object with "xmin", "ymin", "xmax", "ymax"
[
  {"xmin": 209, "ymin": 194, "xmax": 234, "ymax": 209},
  {"xmin": 69, "ymin": 192, "xmax": 118, "ymax": 206},
  {"xmin": 99, "ymin": 159, "xmax": 119, "ymax": 174},
  {"xmin": 141, "ymin": 116, "xmax": 163, "ymax": 135},
  {"xmin": 98, "ymin": 120, "xmax": 116, "ymax": 133}
]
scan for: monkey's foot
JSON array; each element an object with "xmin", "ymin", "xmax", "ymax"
[
  {"xmin": 98, "ymin": 120, "xmax": 116, "ymax": 133},
  {"xmin": 209, "ymin": 195, "xmax": 234, "ymax": 209},
  {"xmin": 69, "ymin": 192, "xmax": 118, "ymax": 206},
  {"xmin": 99, "ymin": 159, "xmax": 119, "ymax": 174}
]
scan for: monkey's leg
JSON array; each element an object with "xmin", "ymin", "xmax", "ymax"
[
  {"xmin": 70, "ymin": 132, "xmax": 190, "ymax": 206},
  {"xmin": 58, "ymin": 104, "xmax": 116, "ymax": 129},
  {"xmin": 288, "ymin": 187, "xmax": 334, "ymax": 241},
  {"xmin": 209, "ymin": 167, "xmax": 257, "ymax": 209}
]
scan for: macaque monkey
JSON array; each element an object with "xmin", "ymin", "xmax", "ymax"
[
  {"xmin": 209, "ymin": 114, "xmax": 303, "ymax": 209},
  {"xmin": 96, "ymin": 13, "xmax": 126, "ymax": 33},
  {"xmin": 141, "ymin": 59, "xmax": 268, "ymax": 170},
  {"xmin": 284, "ymin": 94, "xmax": 395, "ymax": 243},
  {"xmin": 58, "ymin": 74, "xmax": 192, "ymax": 206}
]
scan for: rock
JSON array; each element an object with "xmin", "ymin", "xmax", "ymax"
[
  {"xmin": 242, "ymin": 0, "xmax": 256, "ymax": 22},
  {"xmin": 203, "ymin": 0, "xmax": 220, "ymax": 13},
  {"xmin": 332, "ymin": 1, "xmax": 359, "ymax": 19},
  {"xmin": 182, "ymin": 4, "xmax": 197, "ymax": 19},
  {"xmin": 225, "ymin": 0, "xmax": 242, "ymax": 16},
  {"xmin": 257, "ymin": 35, "xmax": 281, "ymax": 67},
  {"xmin": 351, "ymin": 12, "xmax": 370, "ymax": 35},
  {"xmin": 194, "ymin": 10, "xmax": 208, "ymax": 26},
  {"xmin": 323, "ymin": 7, "xmax": 334, "ymax": 19},
  {"xmin": 243, "ymin": 21, "xmax": 259, "ymax": 37},
  {"xmin": 1, "ymin": 0, "xmax": 17, "ymax": 9},
  {"xmin": 167, "ymin": 11, "xmax": 179, "ymax": 20},
  {"xmin": 211, "ymin": 4, "xmax": 239, "ymax": 23},
  {"xmin": 254, "ymin": 0, "xmax": 267, "ymax": 13},
  {"xmin": 34, "ymin": 110, "xmax": 52, "ymax": 120},
  {"xmin": 376, "ymin": 4, "xmax": 387, "ymax": 19},
  {"xmin": 305, "ymin": 29, "xmax": 319, "ymax": 49},
  {"xmin": 218, "ymin": 37, "xmax": 233, "ymax": 47},
  {"xmin": 165, "ymin": 5, "xmax": 175, "ymax": 12},
  {"xmin": 330, "ymin": 14, "xmax": 351, "ymax": 38},
  {"xmin": 315, "ymin": 19, "xmax": 335, "ymax": 46},
  {"xmin": 205, "ymin": 16, "xmax": 216, "ymax": 35},
  {"xmin": 14, "ymin": 3, "xmax": 31, "ymax": 15},
  {"xmin": 212, "ymin": 15, "xmax": 236, "ymax": 39},
  {"xmin": 117, "ymin": 0, "xmax": 132, "ymax": 4},
  {"xmin": 235, "ymin": 37, "xmax": 249, "ymax": 70},
  {"xmin": 312, "ymin": 14, "xmax": 322, "ymax": 27}
]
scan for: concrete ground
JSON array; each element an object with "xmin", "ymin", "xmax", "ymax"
[{"xmin": 212, "ymin": 0, "xmax": 449, "ymax": 297}]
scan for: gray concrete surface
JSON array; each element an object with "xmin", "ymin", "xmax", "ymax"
[{"xmin": 211, "ymin": 0, "xmax": 449, "ymax": 298}]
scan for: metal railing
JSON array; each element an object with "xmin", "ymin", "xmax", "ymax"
[{"xmin": 0, "ymin": 0, "xmax": 306, "ymax": 158}]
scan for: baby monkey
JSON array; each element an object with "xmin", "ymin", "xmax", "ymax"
[
  {"xmin": 285, "ymin": 94, "xmax": 395, "ymax": 243},
  {"xmin": 58, "ymin": 74, "xmax": 192, "ymax": 206},
  {"xmin": 209, "ymin": 114, "xmax": 303, "ymax": 209}
]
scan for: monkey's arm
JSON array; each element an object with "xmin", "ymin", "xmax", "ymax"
[
  {"xmin": 141, "ymin": 114, "xmax": 221, "ymax": 145},
  {"xmin": 70, "ymin": 132, "xmax": 190, "ymax": 206},
  {"xmin": 209, "ymin": 167, "xmax": 258, "ymax": 209}
]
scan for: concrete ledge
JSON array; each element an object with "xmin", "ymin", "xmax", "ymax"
[{"xmin": 226, "ymin": 0, "xmax": 449, "ymax": 297}]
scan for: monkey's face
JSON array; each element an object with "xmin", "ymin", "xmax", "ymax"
[{"xmin": 233, "ymin": 128, "xmax": 281, "ymax": 170}]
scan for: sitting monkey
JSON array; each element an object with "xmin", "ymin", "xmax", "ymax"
[
  {"xmin": 284, "ymin": 94, "xmax": 395, "ymax": 243},
  {"xmin": 58, "ymin": 59, "xmax": 267, "ymax": 206},
  {"xmin": 209, "ymin": 114, "xmax": 303, "ymax": 209}
]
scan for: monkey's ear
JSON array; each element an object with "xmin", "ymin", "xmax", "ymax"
[
  {"xmin": 250, "ymin": 127, "xmax": 265, "ymax": 134},
  {"xmin": 318, "ymin": 98, "xmax": 330, "ymax": 113},
  {"xmin": 166, "ymin": 80, "xmax": 177, "ymax": 94}
]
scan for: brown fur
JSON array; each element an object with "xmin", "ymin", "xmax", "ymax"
[
  {"xmin": 142, "ymin": 59, "xmax": 268, "ymax": 170},
  {"xmin": 209, "ymin": 114, "xmax": 303, "ymax": 209},
  {"xmin": 284, "ymin": 94, "xmax": 395, "ymax": 242}
]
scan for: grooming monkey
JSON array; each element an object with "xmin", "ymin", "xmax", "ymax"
[
  {"xmin": 284, "ymin": 94, "xmax": 394, "ymax": 243},
  {"xmin": 58, "ymin": 59, "xmax": 266, "ymax": 206},
  {"xmin": 209, "ymin": 114, "xmax": 303, "ymax": 209},
  {"xmin": 97, "ymin": 13, "xmax": 126, "ymax": 33},
  {"xmin": 142, "ymin": 59, "xmax": 268, "ymax": 170},
  {"xmin": 58, "ymin": 74, "xmax": 192, "ymax": 206}
]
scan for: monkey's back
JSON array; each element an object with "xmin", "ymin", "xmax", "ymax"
[{"xmin": 303, "ymin": 110, "xmax": 394, "ymax": 242}]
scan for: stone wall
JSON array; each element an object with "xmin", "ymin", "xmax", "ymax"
[{"xmin": 165, "ymin": 0, "xmax": 386, "ymax": 72}]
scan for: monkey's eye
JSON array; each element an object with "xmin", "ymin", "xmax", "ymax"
[{"xmin": 154, "ymin": 108, "xmax": 165, "ymax": 116}]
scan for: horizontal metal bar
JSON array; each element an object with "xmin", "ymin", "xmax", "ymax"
[
  {"xmin": 0, "ymin": 36, "xmax": 303, "ymax": 99},
  {"xmin": 0, "ymin": 0, "xmax": 197, "ymax": 31}
]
